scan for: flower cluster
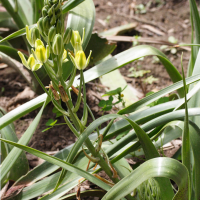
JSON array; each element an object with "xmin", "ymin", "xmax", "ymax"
[{"xmin": 18, "ymin": 0, "xmax": 91, "ymax": 72}]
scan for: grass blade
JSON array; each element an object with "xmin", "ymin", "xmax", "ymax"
[
  {"xmin": 62, "ymin": 0, "xmax": 85, "ymax": 14},
  {"xmin": 181, "ymin": 54, "xmax": 191, "ymax": 197},
  {"xmin": 0, "ymin": 138, "xmax": 111, "ymax": 192},
  {"xmin": 0, "ymin": 99, "xmax": 47, "ymax": 182},
  {"xmin": 0, "ymin": 109, "xmax": 29, "ymax": 182}
]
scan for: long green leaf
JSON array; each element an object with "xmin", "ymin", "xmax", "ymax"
[
  {"xmin": 62, "ymin": 0, "xmax": 85, "ymax": 14},
  {"xmin": 0, "ymin": 99, "xmax": 47, "ymax": 182},
  {"xmin": 118, "ymin": 73, "xmax": 200, "ymax": 115},
  {"xmin": 0, "ymin": 138, "xmax": 111, "ymax": 192},
  {"xmin": 181, "ymin": 55, "xmax": 191, "ymax": 197},
  {"xmin": 0, "ymin": 110, "xmax": 29, "ymax": 182},
  {"xmin": 31, "ymin": 0, "xmax": 43, "ymax": 23},
  {"xmin": 176, "ymin": 121, "xmax": 200, "ymax": 200},
  {"xmin": 0, "ymin": 45, "xmax": 26, "ymax": 62},
  {"xmin": 1, "ymin": 0, "xmax": 33, "ymax": 28},
  {"xmin": 101, "ymin": 157, "xmax": 189, "ymax": 200},
  {"xmin": 121, "ymin": 120, "xmax": 174, "ymax": 199},
  {"xmin": 106, "ymin": 108, "xmax": 200, "ymax": 158}
]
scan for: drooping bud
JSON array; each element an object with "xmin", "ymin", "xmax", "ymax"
[
  {"xmin": 48, "ymin": 4, "xmax": 55, "ymax": 16},
  {"xmin": 46, "ymin": 82, "xmax": 60, "ymax": 100},
  {"xmin": 42, "ymin": 5, "xmax": 49, "ymax": 17},
  {"xmin": 52, "ymin": 34, "xmax": 64, "ymax": 55},
  {"xmin": 43, "ymin": 16, "xmax": 51, "ymax": 35},
  {"xmin": 55, "ymin": 8, "xmax": 62, "ymax": 19},
  {"xmin": 48, "ymin": 26, "xmax": 56, "ymax": 42},
  {"xmin": 34, "ymin": 39, "xmax": 50, "ymax": 63},
  {"xmin": 37, "ymin": 17, "xmax": 45, "ymax": 35},
  {"xmin": 63, "ymin": 27, "xmax": 72, "ymax": 44},
  {"xmin": 26, "ymin": 26, "xmax": 40, "ymax": 47},
  {"xmin": 50, "ymin": 12, "xmax": 56, "ymax": 25},
  {"xmin": 58, "ymin": 82, "xmax": 69, "ymax": 102},
  {"xmin": 56, "ymin": 19, "xmax": 64, "ymax": 35}
]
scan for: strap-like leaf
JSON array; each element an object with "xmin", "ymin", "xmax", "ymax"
[{"xmin": 101, "ymin": 157, "xmax": 189, "ymax": 200}]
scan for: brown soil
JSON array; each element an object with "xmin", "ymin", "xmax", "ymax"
[{"xmin": 0, "ymin": 0, "xmax": 192, "ymax": 199}]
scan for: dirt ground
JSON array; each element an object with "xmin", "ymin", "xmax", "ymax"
[{"xmin": 0, "ymin": 0, "xmax": 191, "ymax": 199}]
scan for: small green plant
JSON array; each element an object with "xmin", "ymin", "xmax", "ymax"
[
  {"xmin": 128, "ymin": 66, "xmax": 158, "ymax": 94},
  {"xmin": 160, "ymin": 36, "xmax": 178, "ymax": 54},
  {"xmin": 98, "ymin": 86, "xmax": 126, "ymax": 111}
]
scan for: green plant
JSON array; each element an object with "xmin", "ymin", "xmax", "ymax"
[
  {"xmin": 1, "ymin": 0, "xmax": 200, "ymax": 199},
  {"xmin": 128, "ymin": 66, "xmax": 158, "ymax": 94},
  {"xmin": 98, "ymin": 86, "xmax": 126, "ymax": 111}
]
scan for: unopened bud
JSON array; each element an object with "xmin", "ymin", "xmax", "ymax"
[
  {"xmin": 75, "ymin": 50, "xmax": 86, "ymax": 70},
  {"xmin": 26, "ymin": 26, "xmax": 40, "ymax": 47},
  {"xmin": 50, "ymin": 12, "xmax": 56, "ymax": 25},
  {"xmin": 37, "ymin": 17, "xmax": 45, "ymax": 35},
  {"xmin": 35, "ymin": 39, "xmax": 50, "ymax": 63},
  {"xmin": 48, "ymin": 26, "xmax": 56, "ymax": 42},
  {"xmin": 63, "ymin": 27, "xmax": 72, "ymax": 44},
  {"xmin": 42, "ymin": 5, "xmax": 49, "ymax": 17},
  {"xmin": 31, "ymin": 27, "xmax": 40, "ymax": 46},
  {"xmin": 48, "ymin": 4, "xmax": 55, "ymax": 16},
  {"xmin": 71, "ymin": 30, "xmax": 82, "ymax": 48},
  {"xmin": 59, "ymin": 83, "xmax": 69, "ymax": 102},
  {"xmin": 43, "ymin": 16, "xmax": 51, "ymax": 34},
  {"xmin": 52, "ymin": 34, "xmax": 64, "ymax": 55},
  {"xmin": 56, "ymin": 19, "xmax": 64, "ymax": 35}
]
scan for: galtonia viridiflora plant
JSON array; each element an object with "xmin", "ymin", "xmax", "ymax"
[{"xmin": 17, "ymin": 0, "xmax": 119, "ymax": 193}]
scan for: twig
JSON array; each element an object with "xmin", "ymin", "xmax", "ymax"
[
  {"xmin": 105, "ymin": 35, "xmax": 191, "ymax": 51},
  {"xmin": 115, "ymin": 12, "xmax": 166, "ymax": 32}
]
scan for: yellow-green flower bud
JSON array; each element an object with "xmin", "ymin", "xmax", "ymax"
[
  {"xmin": 48, "ymin": 26, "xmax": 56, "ymax": 42},
  {"xmin": 27, "ymin": 54, "xmax": 42, "ymax": 71},
  {"xmin": 63, "ymin": 27, "xmax": 72, "ymax": 44},
  {"xmin": 62, "ymin": 49, "xmax": 68, "ymax": 63},
  {"xmin": 75, "ymin": 50, "xmax": 86, "ymax": 70},
  {"xmin": 18, "ymin": 51, "xmax": 42, "ymax": 71},
  {"xmin": 70, "ymin": 30, "xmax": 82, "ymax": 48},
  {"xmin": 26, "ymin": 26, "xmax": 40, "ymax": 47},
  {"xmin": 69, "ymin": 50, "xmax": 92, "ymax": 70},
  {"xmin": 34, "ymin": 39, "xmax": 50, "ymax": 63},
  {"xmin": 52, "ymin": 34, "xmax": 64, "ymax": 55}
]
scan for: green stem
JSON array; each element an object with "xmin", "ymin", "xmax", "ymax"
[
  {"xmin": 72, "ymin": 75, "xmax": 83, "ymax": 113},
  {"xmin": 66, "ymin": 66, "xmax": 77, "ymax": 90},
  {"xmin": 102, "ymin": 119, "xmax": 115, "ymax": 138},
  {"xmin": 33, "ymin": 71, "xmax": 51, "ymax": 98},
  {"xmin": 80, "ymin": 70, "xmax": 88, "ymax": 127}
]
